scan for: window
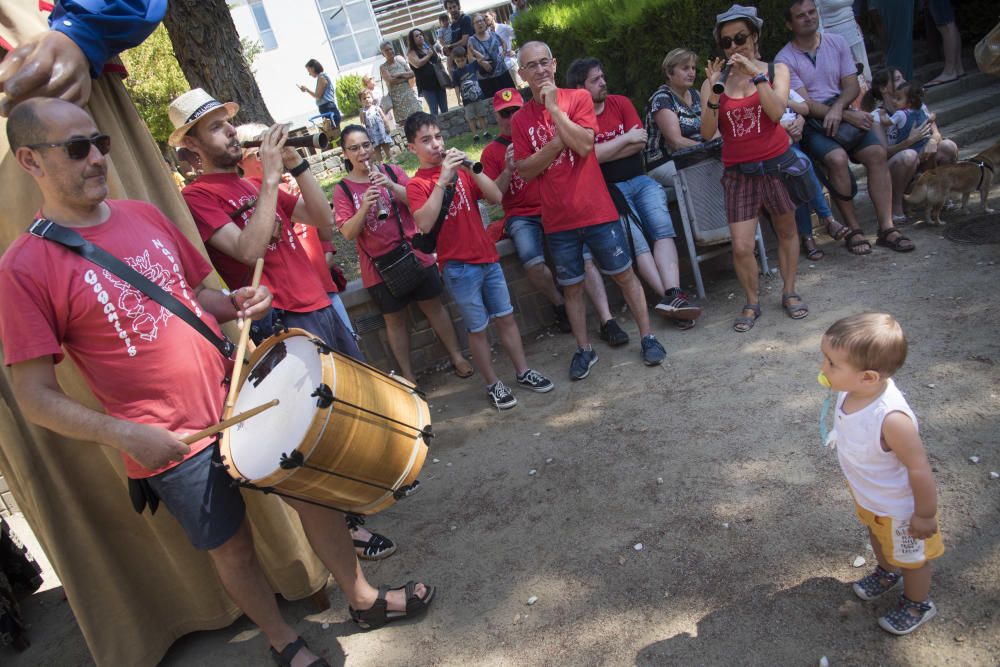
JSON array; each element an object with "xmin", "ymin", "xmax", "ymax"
[
  {"xmin": 317, "ymin": 0, "xmax": 380, "ymax": 68},
  {"xmin": 249, "ymin": 0, "xmax": 278, "ymax": 51}
]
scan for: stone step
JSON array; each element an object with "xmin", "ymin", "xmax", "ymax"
[
  {"xmin": 930, "ymin": 79, "xmax": 1000, "ymax": 128},
  {"xmin": 941, "ymin": 107, "xmax": 1000, "ymax": 148},
  {"xmin": 922, "ymin": 69, "xmax": 997, "ymax": 107}
]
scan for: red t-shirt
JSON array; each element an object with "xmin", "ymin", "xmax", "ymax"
[
  {"xmin": 406, "ymin": 167, "xmax": 498, "ymax": 267},
  {"xmin": 719, "ymin": 90, "xmax": 790, "ymax": 167},
  {"xmin": 511, "ymin": 88, "xmax": 618, "ymax": 233},
  {"xmin": 332, "ymin": 165, "xmax": 435, "ymax": 288},
  {"xmin": 183, "ymin": 173, "xmax": 329, "ymax": 313},
  {"xmin": 245, "ymin": 176, "xmax": 337, "ymax": 294},
  {"xmin": 595, "ymin": 94, "xmax": 645, "ymax": 183},
  {"xmin": 480, "ymin": 135, "xmax": 541, "ymax": 221},
  {"xmin": 0, "ymin": 200, "xmax": 230, "ymax": 479}
]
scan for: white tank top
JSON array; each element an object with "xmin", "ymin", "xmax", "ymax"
[{"xmin": 833, "ymin": 379, "xmax": 919, "ymax": 519}]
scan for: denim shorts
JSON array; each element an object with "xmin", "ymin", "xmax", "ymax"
[
  {"xmin": 801, "ymin": 122, "xmax": 882, "ymax": 161},
  {"xmin": 611, "ymin": 175, "xmax": 676, "ymax": 241},
  {"xmin": 146, "ymin": 444, "xmax": 246, "ymax": 551},
  {"xmin": 547, "ymin": 220, "xmax": 632, "ymax": 286},
  {"xmin": 252, "ymin": 305, "xmax": 364, "ymax": 361},
  {"xmin": 505, "ymin": 215, "xmax": 547, "ymax": 268},
  {"xmin": 441, "ymin": 261, "xmax": 514, "ymax": 333}
]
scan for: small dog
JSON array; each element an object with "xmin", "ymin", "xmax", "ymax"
[{"xmin": 904, "ymin": 158, "xmax": 995, "ymax": 225}]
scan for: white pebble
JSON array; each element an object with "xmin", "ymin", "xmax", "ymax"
[
  {"xmin": 528, "ymin": 469, "xmax": 537, "ymax": 476},
  {"xmin": 533, "ymin": 432, "xmax": 541, "ymax": 437},
  {"xmin": 446, "ymin": 462, "xmax": 452, "ymax": 467},
  {"xmin": 450, "ymin": 525, "xmax": 457, "ymax": 531},
  {"xmin": 722, "ymin": 523, "xmax": 730, "ymax": 529},
  {"xmin": 969, "ymin": 456, "xmax": 980, "ymax": 464},
  {"xmin": 432, "ymin": 458, "xmax": 440, "ymax": 464},
  {"xmin": 923, "ymin": 255, "xmax": 931, "ymax": 259},
  {"xmin": 819, "ymin": 657, "xmax": 830, "ymax": 667},
  {"xmin": 852, "ymin": 555, "xmax": 866, "ymax": 567},
  {"xmin": 527, "ymin": 595, "xmax": 538, "ymax": 606},
  {"xmin": 322, "ymin": 623, "xmax": 330, "ymax": 630},
  {"xmin": 927, "ymin": 383, "xmax": 936, "ymax": 389},
  {"xmin": 634, "ymin": 543, "xmax": 643, "ymax": 551},
  {"xmin": 990, "ymin": 472, "xmax": 999, "ymax": 479},
  {"xmin": 545, "ymin": 458, "xmax": 553, "ymax": 464},
  {"xmin": 656, "ymin": 477, "xmax": 664, "ymax": 485},
  {"xmin": 809, "ymin": 264, "xmax": 816, "ymax": 269}
]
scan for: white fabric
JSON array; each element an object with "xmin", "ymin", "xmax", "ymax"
[
  {"xmin": 833, "ymin": 379, "xmax": 919, "ymax": 519},
  {"xmin": 817, "ymin": 0, "xmax": 871, "ymax": 80}
]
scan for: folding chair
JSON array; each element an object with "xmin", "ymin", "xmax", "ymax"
[{"xmin": 670, "ymin": 159, "xmax": 773, "ymax": 299}]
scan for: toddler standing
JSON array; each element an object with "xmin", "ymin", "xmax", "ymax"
[
  {"xmin": 450, "ymin": 46, "xmax": 490, "ymax": 143},
  {"xmin": 359, "ymin": 90, "xmax": 394, "ymax": 164},
  {"xmin": 820, "ymin": 313, "xmax": 943, "ymax": 635}
]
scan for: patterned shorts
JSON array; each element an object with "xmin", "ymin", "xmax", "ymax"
[{"xmin": 722, "ymin": 169, "xmax": 796, "ymax": 224}]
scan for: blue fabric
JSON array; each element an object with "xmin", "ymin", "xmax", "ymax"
[
  {"xmin": 898, "ymin": 108, "xmax": 930, "ymax": 152},
  {"xmin": 612, "ymin": 175, "xmax": 677, "ymax": 241},
  {"xmin": 423, "ymin": 88, "xmax": 449, "ymax": 115},
  {"xmin": 547, "ymin": 221, "xmax": 632, "ymax": 286},
  {"xmin": 49, "ymin": 0, "xmax": 167, "ymax": 78},
  {"xmin": 318, "ymin": 73, "xmax": 338, "ymax": 108},
  {"xmin": 793, "ymin": 143, "xmax": 832, "ymax": 235},
  {"xmin": 441, "ymin": 261, "xmax": 513, "ymax": 333},
  {"xmin": 505, "ymin": 215, "xmax": 546, "ymax": 267}
]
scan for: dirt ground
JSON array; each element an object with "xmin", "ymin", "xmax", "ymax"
[{"xmin": 6, "ymin": 195, "xmax": 1000, "ymax": 666}]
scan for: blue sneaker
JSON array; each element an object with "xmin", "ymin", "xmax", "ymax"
[
  {"xmin": 641, "ymin": 334, "xmax": 666, "ymax": 366},
  {"xmin": 569, "ymin": 347, "xmax": 598, "ymax": 380}
]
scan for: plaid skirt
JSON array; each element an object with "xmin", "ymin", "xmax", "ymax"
[{"xmin": 722, "ymin": 169, "xmax": 796, "ymax": 224}]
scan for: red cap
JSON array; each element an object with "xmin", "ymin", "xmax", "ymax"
[{"xmin": 492, "ymin": 88, "xmax": 523, "ymax": 112}]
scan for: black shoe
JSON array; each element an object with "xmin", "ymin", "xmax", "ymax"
[
  {"xmin": 516, "ymin": 368, "xmax": 554, "ymax": 393},
  {"xmin": 553, "ymin": 304, "xmax": 572, "ymax": 333},
  {"xmin": 488, "ymin": 380, "xmax": 517, "ymax": 409},
  {"xmin": 599, "ymin": 319, "xmax": 629, "ymax": 347},
  {"xmin": 655, "ymin": 288, "xmax": 702, "ymax": 320}
]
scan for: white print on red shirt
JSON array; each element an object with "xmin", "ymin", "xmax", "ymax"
[
  {"xmin": 595, "ymin": 121, "xmax": 626, "ymax": 144},
  {"xmin": 229, "ymin": 194, "xmax": 296, "ymax": 252},
  {"xmin": 726, "ymin": 105, "xmax": 762, "ymax": 138},
  {"xmin": 507, "ymin": 169, "xmax": 526, "ymax": 196},
  {"xmin": 527, "ymin": 122, "xmax": 576, "ymax": 172},
  {"xmin": 350, "ymin": 189, "xmax": 389, "ymax": 234},
  {"xmin": 82, "ymin": 239, "xmax": 203, "ymax": 357},
  {"xmin": 448, "ymin": 176, "xmax": 474, "ymax": 218}
]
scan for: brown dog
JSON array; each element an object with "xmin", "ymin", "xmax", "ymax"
[{"xmin": 904, "ymin": 158, "xmax": 995, "ymax": 225}]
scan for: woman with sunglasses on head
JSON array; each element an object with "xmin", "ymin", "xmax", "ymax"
[
  {"xmin": 333, "ymin": 125, "xmax": 474, "ymax": 383},
  {"xmin": 700, "ymin": 4, "xmax": 807, "ymax": 333}
]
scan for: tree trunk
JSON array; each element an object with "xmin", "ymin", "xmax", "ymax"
[{"xmin": 163, "ymin": 0, "xmax": 274, "ymax": 126}]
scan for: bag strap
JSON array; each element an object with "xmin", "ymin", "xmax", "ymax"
[
  {"xmin": 492, "ymin": 135, "xmax": 513, "ymax": 147},
  {"xmin": 27, "ymin": 218, "xmax": 235, "ymax": 358},
  {"xmin": 339, "ymin": 169, "xmax": 408, "ymax": 263}
]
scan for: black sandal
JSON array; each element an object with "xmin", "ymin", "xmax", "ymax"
[
  {"xmin": 801, "ymin": 236, "xmax": 824, "ymax": 261},
  {"xmin": 270, "ymin": 636, "xmax": 329, "ymax": 667},
  {"xmin": 875, "ymin": 226, "xmax": 915, "ymax": 253},
  {"xmin": 844, "ymin": 229, "xmax": 872, "ymax": 255},
  {"xmin": 350, "ymin": 581, "xmax": 436, "ymax": 630},
  {"xmin": 346, "ymin": 514, "xmax": 397, "ymax": 561}
]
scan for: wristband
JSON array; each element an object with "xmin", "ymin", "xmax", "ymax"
[
  {"xmin": 289, "ymin": 160, "xmax": 310, "ymax": 177},
  {"xmin": 707, "ymin": 100, "xmax": 720, "ymax": 110},
  {"xmin": 751, "ymin": 73, "xmax": 768, "ymax": 86},
  {"xmin": 434, "ymin": 182, "xmax": 447, "ymax": 191},
  {"xmin": 223, "ymin": 288, "xmax": 240, "ymax": 311}
]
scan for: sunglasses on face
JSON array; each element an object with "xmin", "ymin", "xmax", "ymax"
[
  {"xmin": 719, "ymin": 32, "xmax": 750, "ymax": 50},
  {"xmin": 498, "ymin": 108, "xmax": 516, "ymax": 118},
  {"xmin": 26, "ymin": 134, "xmax": 111, "ymax": 160}
]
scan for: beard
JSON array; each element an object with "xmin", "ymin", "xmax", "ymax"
[{"xmin": 202, "ymin": 141, "xmax": 242, "ymax": 170}]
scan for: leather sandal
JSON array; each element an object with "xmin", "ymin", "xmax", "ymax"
[
  {"xmin": 781, "ymin": 292, "xmax": 809, "ymax": 320},
  {"xmin": 801, "ymin": 236, "xmax": 824, "ymax": 261},
  {"xmin": 270, "ymin": 636, "xmax": 329, "ymax": 667},
  {"xmin": 844, "ymin": 229, "xmax": 872, "ymax": 255},
  {"xmin": 875, "ymin": 226, "xmax": 915, "ymax": 253},
  {"xmin": 350, "ymin": 581, "xmax": 435, "ymax": 630},
  {"xmin": 733, "ymin": 304, "xmax": 761, "ymax": 333},
  {"xmin": 824, "ymin": 217, "xmax": 849, "ymax": 241}
]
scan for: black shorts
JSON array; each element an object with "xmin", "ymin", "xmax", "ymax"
[{"xmin": 367, "ymin": 264, "xmax": 444, "ymax": 314}]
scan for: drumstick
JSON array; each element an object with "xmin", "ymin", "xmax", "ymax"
[
  {"xmin": 224, "ymin": 257, "xmax": 264, "ymax": 418},
  {"xmin": 181, "ymin": 399, "xmax": 279, "ymax": 444}
]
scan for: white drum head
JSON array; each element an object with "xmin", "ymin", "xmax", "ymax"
[{"xmin": 227, "ymin": 334, "xmax": 330, "ymax": 480}]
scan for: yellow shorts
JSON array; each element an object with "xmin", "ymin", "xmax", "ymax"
[{"xmin": 854, "ymin": 501, "xmax": 944, "ymax": 569}]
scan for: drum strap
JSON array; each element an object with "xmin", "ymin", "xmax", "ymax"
[{"xmin": 28, "ymin": 218, "xmax": 236, "ymax": 358}]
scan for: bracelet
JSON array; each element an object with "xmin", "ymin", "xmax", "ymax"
[
  {"xmin": 223, "ymin": 288, "xmax": 240, "ymax": 311},
  {"xmin": 751, "ymin": 73, "xmax": 769, "ymax": 86},
  {"xmin": 289, "ymin": 160, "xmax": 309, "ymax": 177},
  {"xmin": 434, "ymin": 182, "xmax": 447, "ymax": 191},
  {"xmin": 707, "ymin": 100, "xmax": 720, "ymax": 110}
]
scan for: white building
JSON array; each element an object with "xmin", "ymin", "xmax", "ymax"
[{"xmin": 228, "ymin": 0, "xmax": 510, "ymax": 126}]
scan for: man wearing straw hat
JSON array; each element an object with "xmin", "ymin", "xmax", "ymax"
[{"xmin": 1, "ymin": 96, "xmax": 435, "ymax": 667}]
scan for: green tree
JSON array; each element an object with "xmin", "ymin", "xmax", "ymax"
[
  {"xmin": 119, "ymin": 25, "xmax": 189, "ymax": 146},
  {"xmin": 337, "ymin": 74, "xmax": 365, "ymax": 118}
]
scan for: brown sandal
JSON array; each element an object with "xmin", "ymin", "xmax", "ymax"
[
  {"xmin": 844, "ymin": 229, "xmax": 872, "ymax": 255},
  {"xmin": 825, "ymin": 218, "xmax": 849, "ymax": 241},
  {"xmin": 875, "ymin": 226, "xmax": 915, "ymax": 253},
  {"xmin": 802, "ymin": 236, "xmax": 824, "ymax": 261}
]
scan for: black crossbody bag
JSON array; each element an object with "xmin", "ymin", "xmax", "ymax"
[{"xmin": 340, "ymin": 166, "xmax": 425, "ymax": 298}]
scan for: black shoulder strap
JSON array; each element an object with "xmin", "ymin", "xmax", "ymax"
[
  {"xmin": 493, "ymin": 136, "xmax": 513, "ymax": 147},
  {"xmin": 27, "ymin": 218, "xmax": 235, "ymax": 358},
  {"xmin": 768, "ymin": 61, "xmax": 775, "ymax": 83}
]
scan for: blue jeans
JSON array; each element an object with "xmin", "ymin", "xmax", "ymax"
[
  {"xmin": 505, "ymin": 215, "xmax": 547, "ymax": 268},
  {"xmin": 611, "ymin": 175, "xmax": 677, "ymax": 241},
  {"xmin": 441, "ymin": 261, "xmax": 513, "ymax": 333},
  {"xmin": 423, "ymin": 89, "xmax": 449, "ymax": 116},
  {"xmin": 792, "ymin": 144, "xmax": 833, "ymax": 238},
  {"xmin": 547, "ymin": 220, "xmax": 631, "ymax": 286}
]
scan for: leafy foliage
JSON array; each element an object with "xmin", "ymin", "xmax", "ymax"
[
  {"xmin": 514, "ymin": 0, "xmax": 795, "ymax": 111},
  {"xmin": 336, "ymin": 74, "xmax": 366, "ymax": 118},
  {"xmin": 120, "ymin": 25, "xmax": 190, "ymax": 145}
]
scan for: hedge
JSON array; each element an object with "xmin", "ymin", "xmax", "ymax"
[
  {"xmin": 337, "ymin": 74, "xmax": 366, "ymax": 118},
  {"xmin": 513, "ymin": 0, "xmax": 999, "ymax": 114}
]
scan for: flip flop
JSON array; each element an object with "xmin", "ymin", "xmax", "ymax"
[
  {"xmin": 924, "ymin": 76, "xmax": 959, "ymax": 89},
  {"xmin": 454, "ymin": 360, "xmax": 474, "ymax": 378}
]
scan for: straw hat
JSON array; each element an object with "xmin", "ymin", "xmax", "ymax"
[{"xmin": 167, "ymin": 88, "xmax": 239, "ymax": 147}]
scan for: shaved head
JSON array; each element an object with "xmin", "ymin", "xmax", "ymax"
[{"xmin": 5, "ymin": 98, "xmax": 52, "ymax": 150}]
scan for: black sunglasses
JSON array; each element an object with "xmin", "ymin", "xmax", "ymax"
[
  {"xmin": 498, "ymin": 108, "xmax": 517, "ymax": 118},
  {"xmin": 26, "ymin": 134, "xmax": 111, "ymax": 160},
  {"xmin": 719, "ymin": 32, "xmax": 750, "ymax": 49}
]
